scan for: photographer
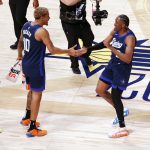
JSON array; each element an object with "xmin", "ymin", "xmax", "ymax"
[{"xmin": 60, "ymin": 0, "xmax": 94, "ymax": 74}]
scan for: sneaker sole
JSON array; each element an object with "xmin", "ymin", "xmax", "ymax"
[{"xmin": 110, "ymin": 131, "xmax": 129, "ymax": 138}]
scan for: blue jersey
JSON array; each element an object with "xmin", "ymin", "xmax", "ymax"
[
  {"xmin": 111, "ymin": 29, "xmax": 136, "ymax": 64},
  {"xmin": 22, "ymin": 21, "xmax": 46, "ymax": 76},
  {"xmin": 100, "ymin": 29, "xmax": 136, "ymax": 90}
]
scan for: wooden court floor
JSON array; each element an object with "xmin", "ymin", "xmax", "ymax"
[{"xmin": 0, "ymin": 0, "xmax": 150, "ymax": 149}]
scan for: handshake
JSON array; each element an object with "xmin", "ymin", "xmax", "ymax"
[
  {"xmin": 68, "ymin": 41, "xmax": 109, "ymax": 57},
  {"xmin": 68, "ymin": 45, "xmax": 88, "ymax": 57}
]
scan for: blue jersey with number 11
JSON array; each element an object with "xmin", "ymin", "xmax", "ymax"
[{"xmin": 22, "ymin": 21, "xmax": 46, "ymax": 76}]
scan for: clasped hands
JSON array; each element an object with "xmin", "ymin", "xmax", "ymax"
[
  {"xmin": 68, "ymin": 40, "xmax": 112, "ymax": 57},
  {"xmin": 68, "ymin": 45, "xmax": 87, "ymax": 57},
  {"xmin": 103, "ymin": 40, "xmax": 112, "ymax": 49}
]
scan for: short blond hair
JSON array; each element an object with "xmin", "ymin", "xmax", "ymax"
[{"xmin": 34, "ymin": 7, "xmax": 49, "ymax": 19}]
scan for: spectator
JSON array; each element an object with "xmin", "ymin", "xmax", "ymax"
[{"xmin": 9, "ymin": 0, "xmax": 39, "ymax": 49}]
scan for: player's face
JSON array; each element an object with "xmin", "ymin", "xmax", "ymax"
[
  {"xmin": 42, "ymin": 12, "xmax": 50, "ymax": 25},
  {"xmin": 114, "ymin": 17, "xmax": 123, "ymax": 32}
]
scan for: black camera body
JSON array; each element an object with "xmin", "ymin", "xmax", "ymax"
[
  {"xmin": 92, "ymin": 0, "xmax": 108, "ymax": 25},
  {"xmin": 92, "ymin": 9, "xmax": 108, "ymax": 25}
]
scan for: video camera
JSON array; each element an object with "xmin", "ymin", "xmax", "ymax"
[{"xmin": 92, "ymin": 0, "xmax": 108, "ymax": 25}]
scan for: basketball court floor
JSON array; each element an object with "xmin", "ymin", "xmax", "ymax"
[{"xmin": 0, "ymin": 0, "xmax": 150, "ymax": 149}]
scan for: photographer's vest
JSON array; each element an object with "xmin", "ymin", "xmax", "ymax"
[{"xmin": 60, "ymin": 0, "xmax": 86, "ymax": 23}]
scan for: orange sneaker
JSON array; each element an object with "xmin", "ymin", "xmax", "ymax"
[
  {"xmin": 109, "ymin": 127, "xmax": 129, "ymax": 138},
  {"xmin": 26, "ymin": 128, "xmax": 47, "ymax": 137},
  {"xmin": 20, "ymin": 119, "xmax": 40, "ymax": 127}
]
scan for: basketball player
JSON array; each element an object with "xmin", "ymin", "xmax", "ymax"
[
  {"xmin": 82, "ymin": 14, "xmax": 136, "ymax": 138},
  {"xmin": 17, "ymin": 7, "xmax": 86, "ymax": 137}
]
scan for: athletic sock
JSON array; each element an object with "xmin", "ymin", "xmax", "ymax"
[
  {"xmin": 119, "ymin": 120, "xmax": 125, "ymax": 128},
  {"xmin": 23, "ymin": 109, "xmax": 31, "ymax": 120},
  {"xmin": 28, "ymin": 120, "xmax": 36, "ymax": 131}
]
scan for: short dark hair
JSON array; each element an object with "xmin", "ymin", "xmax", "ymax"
[
  {"xmin": 118, "ymin": 14, "xmax": 129, "ymax": 27},
  {"xmin": 34, "ymin": 7, "xmax": 48, "ymax": 19}
]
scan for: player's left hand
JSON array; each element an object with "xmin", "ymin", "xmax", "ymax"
[
  {"xmin": 69, "ymin": 45, "xmax": 87, "ymax": 57},
  {"xmin": 68, "ymin": 45, "xmax": 77, "ymax": 56},
  {"xmin": 79, "ymin": 47, "xmax": 87, "ymax": 55},
  {"xmin": 103, "ymin": 40, "xmax": 111, "ymax": 49},
  {"xmin": 0, "ymin": 0, "xmax": 3, "ymax": 5},
  {"xmin": 33, "ymin": 0, "xmax": 39, "ymax": 9},
  {"xmin": 17, "ymin": 56, "xmax": 23, "ymax": 60}
]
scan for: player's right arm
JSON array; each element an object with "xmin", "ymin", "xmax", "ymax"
[
  {"xmin": 17, "ymin": 32, "xmax": 24, "ymax": 60},
  {"xmin": 35, "ymin": 28, "xmax": 86, "ymax": 56},
  {"xmin": 35, "ymin": 28, "xmax": 69, "ymax": 54}
]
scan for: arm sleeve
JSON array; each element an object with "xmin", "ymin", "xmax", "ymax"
[{"xmin": 87, "ymin": 41, "xmax": 106, "ymax": 52}]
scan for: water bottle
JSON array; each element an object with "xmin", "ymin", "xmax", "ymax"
[{"xmin": 6, "ymin": 60, "xmax": 22, "ymax": 82}]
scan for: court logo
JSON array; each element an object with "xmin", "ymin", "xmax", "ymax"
[{"xmin": 45, "ymin": 39, "xmax": 150, "ymax": 101}]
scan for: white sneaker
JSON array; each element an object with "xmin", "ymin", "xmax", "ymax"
[
  {"xmin": 112, "ymin": 108, "xmax": 129, "ymax": 125},
  {"xmin": 108, "ymin": 127, "xmax": 129, "ymax": 138}
]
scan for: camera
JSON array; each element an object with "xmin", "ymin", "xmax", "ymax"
[
  {"xmin": 92, "ymin": 9, "xmax": 108, "ymax": 25},
  {"xmin": 92, "ymin": 0, "xmax": 108, "ymax": 25}
]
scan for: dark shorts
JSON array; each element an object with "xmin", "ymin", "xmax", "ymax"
[
  {"xmin": 99, "ymin": 60, "xmax": 131, "ymax": 90},
  {"xmin": 23, "ymin": 66, "xmax": 45, "ymax": 92}
]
